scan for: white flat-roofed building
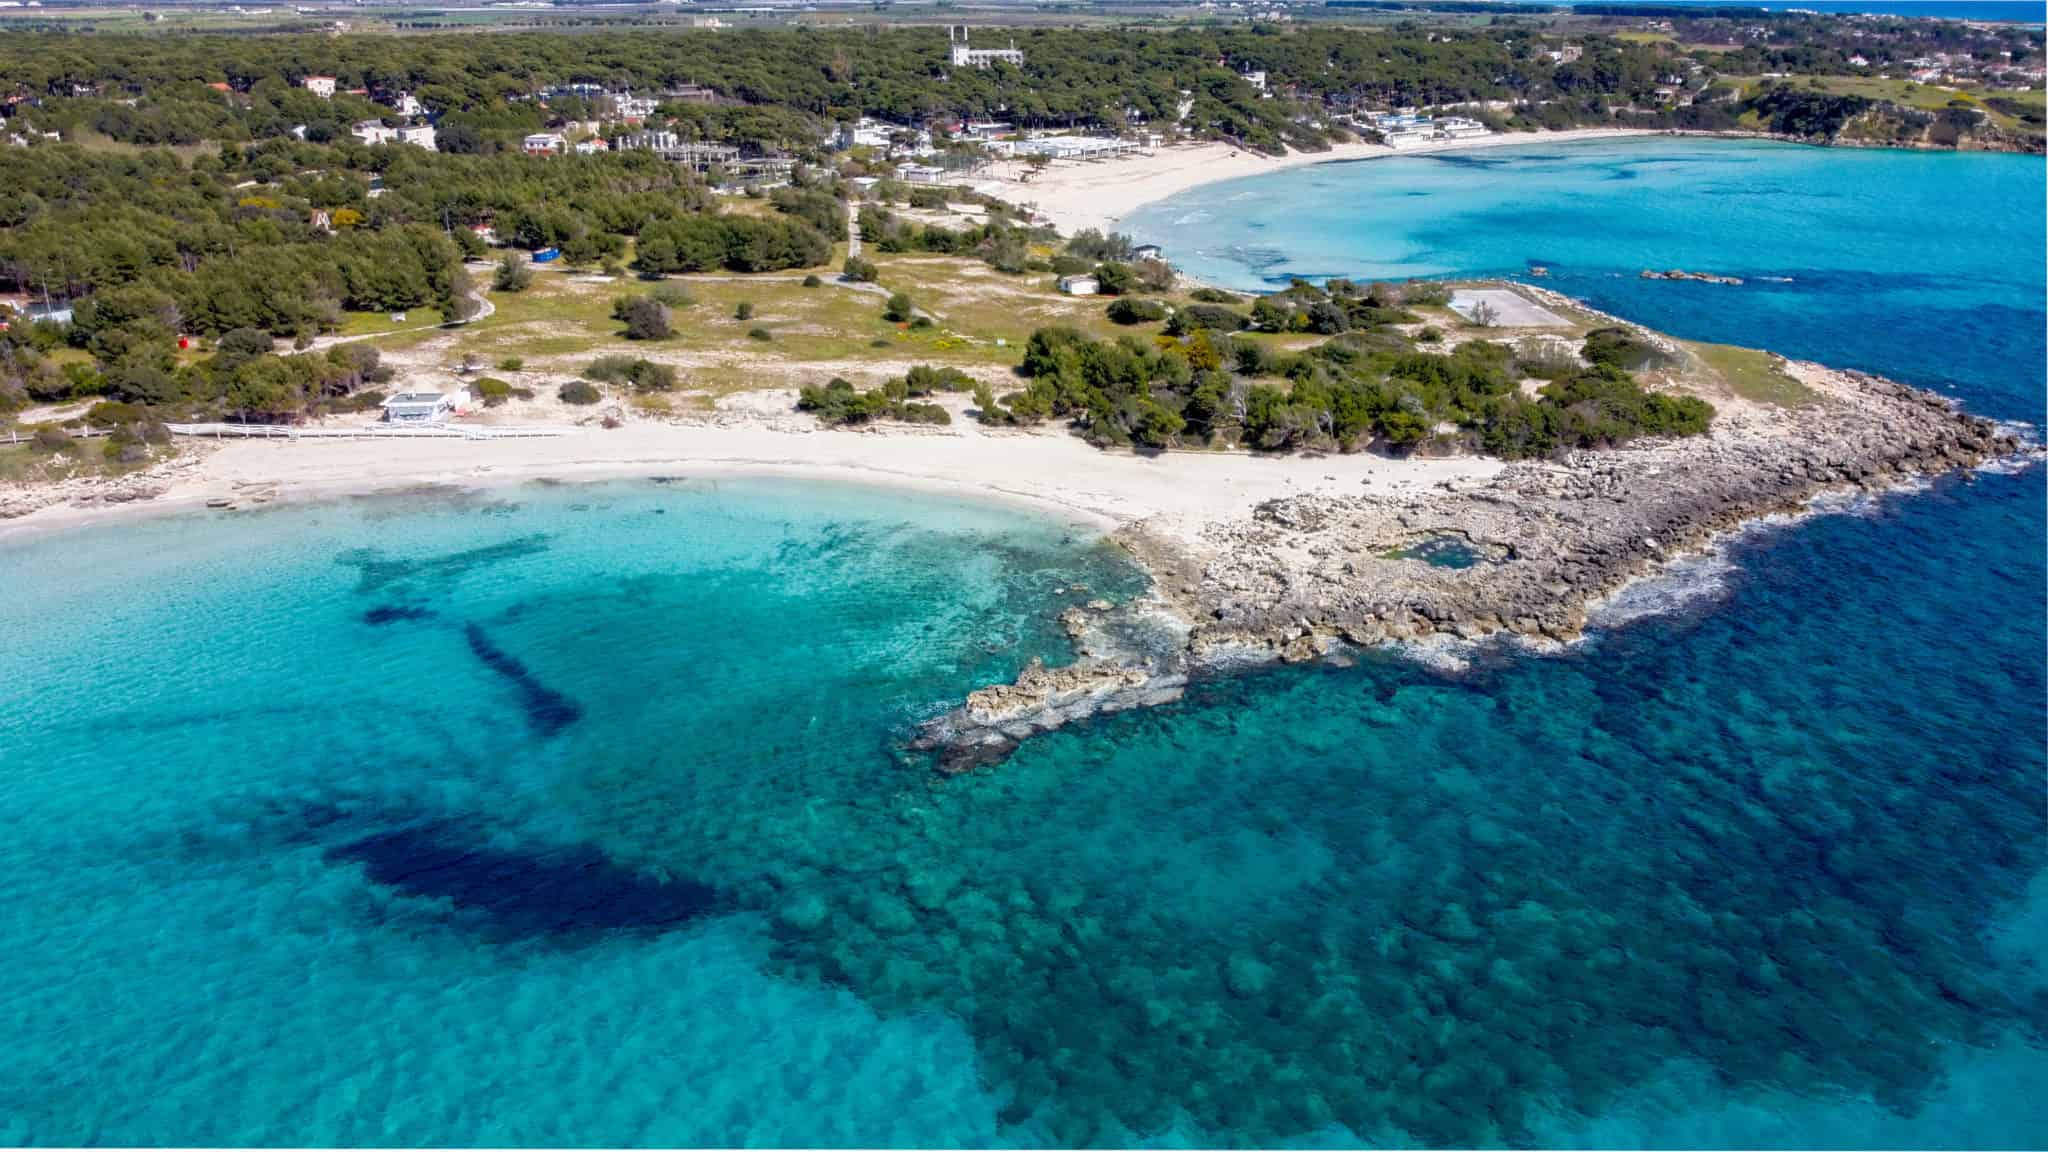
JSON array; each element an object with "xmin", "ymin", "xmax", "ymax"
[
  {"xmin": 523, "ymin": 132, "xmax": 566, "ymax": 155},
  {"xmin": 396, "ymin": 124, "xmax": 437, "ymax": 150},
  {"xmin": 380, "ymin": 391, "xmax": 459, "ymax": 424},
  {"xmin": 948, "ymin": 26, "xmax": 1023, "ymax": 69},
  {"xmin": 1432, "ymin": 116, "xmax": 1491, "ymax": 140},
  {"xmin": 302, "ymin": 75, "xmax": 336, "ymax": 98}
]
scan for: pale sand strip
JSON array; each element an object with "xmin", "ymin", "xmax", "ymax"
[
  {"xmin": 977, "ymin": 128, "xmax": 1661, "ymax": 236},
  {"xmin": 0, "ymin": 398, "xmax": 1503, "ymax": 547}
]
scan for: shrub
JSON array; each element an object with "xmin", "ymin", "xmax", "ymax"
[
  {"xmin": 1582, "ymin": 326, "xmax": 1671, "ymax": 372},
  {"xmin": 908, "ymin": 315, "xmax": 933, "ymax": 330},
  {"xmin": 612, "ymin": 296, "xmax": 672, "ymax": 340},
  {"xmin": 1064, "ymin": 228, "xmax": 1134, "ymax": 262},
  {"xmin": 103, "ymin": 434, "xmax": 148, "ymax": 465},
  {"xmin": 1417, "ymin": 326, "xmax": 1444, "ymax": 343},
  {"xmin": 799, "ymin": 376, "xmax": 953, "ymax": 427},
  {"xmin": 497, "ymin": 356, "xmax": 525, "ymax": 372},
  {"xmin": 215, "ymin": 327, "xmax": 274, "ymax": 366},
  {"xmin": 646, "ymin": 283, "xmax": 694, "ymax": 308},
  {"xmin": 747, "ymin": 326, "xmax": 774, "ymax": 341},
  {"xmin": 883, "ymin": 292, "xmax": 914, "ymax": 322},
  {"xmin": 1231, "ymin": 338, "xmax": 1279, "ymax": 376},
  {"xmin": 1107, "ymin": 298, "xmax": 1169, "ymax": 325},
  {"xmin": 896, "ymin": 401, "xmax": 951, "ymax": 425},
  {"xmin": 1170, "ymin": 303, "xmax": 1250, "ymax": 333},
  {"xmin": 902, "ymin": 365, "xmax": 976, "ymax": 394},
  {"xmin": 493, "ymin": 255, "xmax": 534, "ymax": 293},
  {"xmin": 1402, "ymin": 280, "xmax": 1453, "ymax": 307},
  {"xmin": 558, "ymin": 380, "xmax": 602, "ymax": 405},
  {"xmin": 802, "ymin": 274, "xmax": 823, "ymax": 288},
  {"xmin": 843, "ymin": 255, "xmax": 878, "ymax": 283},
  {"xmin": 585, "ymin": 355, "xmax": 677, "ymax": 392},
  {"xmin": 1190, "ymin": 287, "xmax": 1243, "ymax": 305},
  {"xmin": 31, "ymin": 425, "xmax": 71, "ymax": 452},
  {"xmin": 798, "ymin": 377, "xmax": 877, "ymax": 425},
  {"xmin": 473, "ymin": 377, "xmax": 514, "ymax": 406},
  {"xmin": 1131, "ymin": 259, "xmax": 1175, "ymax": 293},
  {"xmin": 1093, "ymin": 262, "xmax": 1135, "ymax": 296},
  {"xmin": 1048, "ymin": 254, "xmax": 1094, "ymax": 277},
  {"xmin": 734, "ymin": 301, "xmax": 755, "ymax": 321}
]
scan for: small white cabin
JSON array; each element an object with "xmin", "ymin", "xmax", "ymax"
[
  {"xmin": 380, "ymin": 391, "xmax": 458, "ymax": 424},
  {"xmin": 1057, "ymin": 274, "xmax": 1099, "ymax": 296}
]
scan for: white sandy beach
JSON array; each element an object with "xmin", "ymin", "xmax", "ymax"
[
  {"xmin": 0, "ymin": 396, "xmax": 1505, "ymax": 547},
  {"xmin": 979, "ymin": 127, "xmax": 1660, "ymax": 236},
  {"xmin": 0, "ymin": 129, "xmax": 1684, "ymax": 544}
]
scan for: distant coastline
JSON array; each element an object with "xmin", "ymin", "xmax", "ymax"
[{"xmin": 981, "ymin": 126, "xmax": 2042, "ymax": 239}]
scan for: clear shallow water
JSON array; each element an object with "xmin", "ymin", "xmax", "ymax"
[
  {"xmin": 1126, "ymin": 138, "xmax": 2048, "ymax": 423},
  {"xmin": 5, "ymin": 140, "xmax": 2046, "ymax": 1148}
]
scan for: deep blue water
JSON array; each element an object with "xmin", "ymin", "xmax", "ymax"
[{"xmin": 2, "ymin": 139, "xmax": 2045, "ymax": 1147}]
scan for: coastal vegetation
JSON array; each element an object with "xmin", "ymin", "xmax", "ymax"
[
  {"xmin": 1, "ymin": 11, "xmax": 2031, "ymax": 433},
  {"xmin": 952, "ymin": 282, "xmax": 1714, "ymax": 459},
  {"xmin": 797, "ymin": 370, "xmax": 957, "ymax": 427}
]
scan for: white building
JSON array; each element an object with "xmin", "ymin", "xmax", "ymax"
[
  {"xmin": 991, "ymin": 135, "xmax": 1141, "ymax": 162},
  {"xmin": 573, "ymin": 136, "xmax": 608, "ymax": 154},
  {"xmin": 948, "ymin": 26, "xmax": 1023, "ymax": 69},
  {"xmin": 1057, "ymin": 274, "xmax": 1099, "ymax": 296},
  {"xmin": 523, "ymin": 132, "xmax": 566, "ymax": 155},
  {"xmin": 1542, "ymin": 45, "xmax": 1583, "ymax": 65},
  {"xmin": 614, "ymin": 93, "xmax": 660, "ymax": 121},
  {"xmin": 1432, "ymin": 116, "xmax": 1491, "ymax": 140},
  {"xmin": 1241, "ymin": 69, "xmax": 1268, "ymax": 92},
  {"xmin": 841, "ymin": 117, "xmax": 901, "ymax": 149},
  {"xmin": 896, "ymin": 163, "xmax": 948, "ymax": 184},
  {"xmin": 380, "ymin": 391, "xmax": 459, "ymax": 424},
  {"xmin": 352, "ymin": 119, "xmax": 396, "ymax": 145},
  {"xmin": 302, "ymin": 75, "xmax": 336, "ymax": 99},
  {"xmin": 391, "ymin": 92, "xmax": 425, "ymax": 117},
  {"xmin": 396, "ymin": 124, "xmax": 437, "ymax": 151}
]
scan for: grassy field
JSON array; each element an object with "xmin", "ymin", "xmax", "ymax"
[
  {"xmin": 342, "ymin": 250, "xmax": 1225, "ymax": 394},
  {"xmin": 1684, "ymin": 340, "xmax": 1817, "ymax": 407},
  {"xmin": 338, "ymin": 306, "xmax": 447, "ymax": 338}
]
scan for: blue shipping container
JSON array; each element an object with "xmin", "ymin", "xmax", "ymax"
[{"xmin": 532, "ymin": 247, "xmax": 561, "ymax": 263}]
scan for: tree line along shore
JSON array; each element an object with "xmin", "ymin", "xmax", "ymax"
[{"xmin": 0, "ymin": 14, "xmax": 2037, "ymax": 495}]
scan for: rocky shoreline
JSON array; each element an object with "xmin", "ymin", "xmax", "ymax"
[{"xmin": 914, "ymin": 358, "xmax": 2028, "ymax": 771}]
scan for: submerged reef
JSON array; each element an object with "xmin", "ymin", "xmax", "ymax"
[
  {"xmin": 331, "ymin": 821, "xmax": 720, "ymax": 940},
  {"xmin": 463, "ymin": 623, "xmax": 584, "ymax": 737}
]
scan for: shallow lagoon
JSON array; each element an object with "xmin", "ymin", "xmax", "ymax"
[{"xmin": 4, "ymin": 140, "xmax": 2045, "ymax": 1147}]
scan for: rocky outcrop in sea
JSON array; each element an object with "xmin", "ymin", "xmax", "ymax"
[{"xmin": 918, "ymin": 359, "xmax": 2025, "ymax": 771}]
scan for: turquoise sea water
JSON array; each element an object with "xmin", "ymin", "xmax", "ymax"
[
  {"xmin": 4, "ymin": 140, "xmax": 2045, "ymax": 1147},
  {"xmin": 1126, "ymin": 138, "xmax": 2047, "ymax": 422}
]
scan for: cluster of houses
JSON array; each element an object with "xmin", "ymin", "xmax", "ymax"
[{"xmin": 1362, "ymin": 111, "xmax": 1491, "ymax": 145}]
